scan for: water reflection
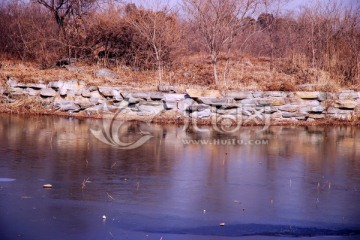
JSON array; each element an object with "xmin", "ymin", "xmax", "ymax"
[{"xmin": 0, "ymin": 114, "xmax": 359, "ymax": 239}]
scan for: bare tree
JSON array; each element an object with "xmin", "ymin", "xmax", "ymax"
[
  {"xmin": 34, "ymin": 0, "xmax": 96, "ymax": 63},
  {"xmin": 35, "ymin": 1, "xmax": 95, "ymax": 26},
  {"xmin": 35, "ymin": 0, "xmax": 71, "ymax": 34},
  {"xmin": 257, "ymin": 0, "xmax": 289, "ymax": 70},
  {"xmin": 126, "ymin": 2, "xmax": 181, "ymax": 86},
  {"xmin": 183, "ymin": 0, "xmax": 258, "ymax": 86}
]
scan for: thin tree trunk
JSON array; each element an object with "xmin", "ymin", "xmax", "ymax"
[
  {"xmin": 211, "ymin": 52, "xmax": 218, "ymax": 85},
  {"xmin": 154, "ymin": 45, "xmax": 162, "ymax": 86},
  {"xmin": 157, "ymin": 61, "xmax": 162, "ymax": 86},
  {"xmin": 311, "ymin": 21, "xmax": 315, "ymax": 68},
  {"xmin": 269, "ymin": 25, "xmax": 274, "ymax": 71},
  {"xmin": 223, "ymin": 35, "xmax": 234, "ymax": 87},
  {"xmin": 357, "ymin": 56, "xmax": 359, "ymax": 84}
]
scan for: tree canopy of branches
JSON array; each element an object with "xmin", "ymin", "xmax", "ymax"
[
  {"xmin": 125, "ymin": 3, "xmax": 181, "ymax": 85},
  {"xmin": 183, "ymin": 0, "xmax": 258, "ymax": 85},
  {"xmin": 0, "ymin": 0, "xmax": 359, "ymax": 86},
  {"xmin": 35, "ymin": 0, "xmax": 95, "ymax": 27}
]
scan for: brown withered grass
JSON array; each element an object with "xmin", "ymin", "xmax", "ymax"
[{"xmin": 1, "ymin": 54, "xmax": 359, "ymax": 92}]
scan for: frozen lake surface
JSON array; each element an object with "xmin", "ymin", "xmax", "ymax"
[{"xmin": 0, "ymin": 114, "xmax": 359, "ymax": 240}]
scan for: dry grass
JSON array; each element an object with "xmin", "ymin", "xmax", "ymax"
[
  {"xmin": 1, "ymin": 54, "xmax": 358, "ymax": 92},
  {"xmin": 0, "ymin": 95, "xmax": 50, "ymax": 114}
]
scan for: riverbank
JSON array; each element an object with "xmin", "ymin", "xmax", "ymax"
[{"xmin": 1, "ymin": 78, "xmax": 360, "ymax": 127}]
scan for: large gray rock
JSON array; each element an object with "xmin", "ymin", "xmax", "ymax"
[
  {"xmin": 59, "ymin": 87, "xmax": 67, "ymax": 96},
  {"xmin": 327, "ymin": 107, "xmax": 340, "ymax": 114},
  {"xmin": 298, "ymin": 106, "xmax": 310, "ymax": 113},
  {"xmin": 327, "ymin": 107, "xmax": 353, "ymax": 115},
  {"xmin": 54, "ymin": 100, "xmax": 80, "ymax": 111},
  {"xmin": 256, "ymin": 98, "xmax": 272, "ymax": 107},
  {"xmin": 239, "ymin": 99, "xmax": 257, "ymax": 105},
  {"xmin": 294, "ymin": 115, "xmax": 307, "ymax": 120},
  {"xmin": 278, "ymin": 105, "xmax": 299, "ymax": 112},
  {"xmin": 318, "ymin": 92, "xmax": 328, "ymax": 101},
  {"xmin": 99, "ymin": 86, "xmax": 117, "ymax": 98},
  {"xmin": 186, "ymin": 89, "xmax": 222, "ymax": 98},
  {"xmin": 120, "ymin": 91, "xmax": 131, "ymax": 99},
  {"xmin": 164, "ymin": 100, "xmax": 177, "ymax": 110},
  {"xmin": 58, "ymin": 80, "xmax": 81, "ymax": 96},
  {"xmin": 163, "ymin": 94, "xmax": 184, "ymax": 110},
  {"xmin": 64, "ymin": 65, "xmax": 86, "ymax": 73},
  {"xmin": 241, "ymin": 106, "xmax": 256, "ymax": 116},
  {"xmin": 150, "ymin": 92, "xmax": 164, "ymax": 100},
  {"xmin": 281, "ymin": 111, "xmax": 309, "ymax": 119},
  {"xmin": 48, "ymin": 80, "xmax": 64, "ymax": 89},
  {"xmin": 329, "ymin": 113, "xmax": 353, "ymax": 120},
  {"xmin": 295, "ymin": 91, "xmax": 319, "ymax": 99},
  {"xmin": 74, "ymin": 97, "xmax": 97, "ymax": 109},
  {"xmin": 308, "ymin": 114, "xmax": 325, "ymax": 119},
  {"xmin": 131, "ymin": 92, "xmax": 150, "ymax": 99},
  {"xmin": 192, "ymin": 109, "xmax": 211, "ymax": 119},
  {"xmin": 270, "ymin": 98, "xmax": 286, "ymax": 106},
  {"xmin": 271, "ymin": 112, "xmax": 283, "ymax": 119},
  {"xmin": 84, "ymin": 105, "xmax": 105, "ymax": 114},
  {"xmin": 25, "ymin": 88, "xmax": 39, "ymax": 96},
  {"xmin": 40, "ymin": 88, "xmax": 57, "ymax": 97},
  {"xmin": 309, "ymin": 105, "xmax": 325, "ymax": 113},
  {"xmin": 66, "ymin": 89, "xmax": 78, "ymax": 97},
  {"xmin": 199, "ymin": 97, "xmax": 235, "ymax": 107},
  {"xmin": 213, "ymin": 108, "xmax": 240, "ymax": 115},
  {"xmin": 225, "ymin": 91, "xmax": 253, "ymax": 100},
  {"xmin": 95, "ymin": 68, "xmax": 118, "ymax": 79},
  {"xmin": 64, "ymin": 80, "xmax": 80, "ymax": 90},
  {"xmin": 241, "ymin": 106, "xmax": 267, "ymax": 116},
  {"xmin": 252, "ymin": 91, "xmax": 263, "ymax": 98},
  {"xmin": 256, "ymin": 98, "xmax": 285, "ymax": 107},
  {"xmin": 178, "ymin": 98, "xmax": 195, "ymax": 112},
  {"xmin": 287, "ymin": 97, "xmax": 302, "ymax": 105},
  {"xmin": 102, "ymin": 104, "xmax": 119, "ymax": 113},
  {"xmin": 300, "ymin": 99, "xmax": 320, "ymax": 106},
  {"xmin": 8, "ymin": 87, "xmax": 27, "ymax": 95},
  {"xmin": 354, "ymin": 105, "xmax": 360, "ymax": 114},
  {"xmin": 137, "ymin": 101, "xmax": 164, "ymax": 115},
  {"xmin": 263, "ymin": 91, "xmax": 288, "ymax": 98},
  {"xmin": 89, "ymin": 91, "xmax": 103, "ymax": 100},
  {"xmin": 120, "ymin": 92, "xmax": 147, "ymax": 101},
  {"xmin": 15, "ymin": 82, "xmax": 27, "ymax": 88},
  {"xmin": 88, "ymin": 86, "xmax": 99, "ymax": 92},
  {"xmin": 27, "ymin": 83, "xmax": 47, "ymax": 89},
  {"xmin": 140, "ymin": 101, "xmax": 163, "ymax": 107},
  {"xmin": 81, "ymin": 89, "xmax": 91, "ymax": 98},
  {"xmin": 325, "ymin": 93, "xmax": 338, "ymax": 100},
  {"xmin": 187, "ymin": 104, "xmax": 210, "ymax": 112},
  {"xmin": 164, "ymin": 94, "xmax": 185, "ymax": 102},
  {"xmin": 338, "ymin": 91, "xmax": 359, "ymax": 100},
  {"xmin": 112, "ymin": 90, "xmax": 123, "ymax": 101},
  {"xmin": 335, "ymin": 100, "xmax": 358, "ymax": 109},
  {"xmin": 158, "ymin": 85, "xmax": 176, "ymax": 92},
  {"xmin": 128, "ymin": 97, "xmax": 142, "ymax": 104}
]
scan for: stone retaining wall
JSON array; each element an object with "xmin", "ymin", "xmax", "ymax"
[{"xmin": 2, "ymin": 79, "xmax": 360, "ymax": 124}]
